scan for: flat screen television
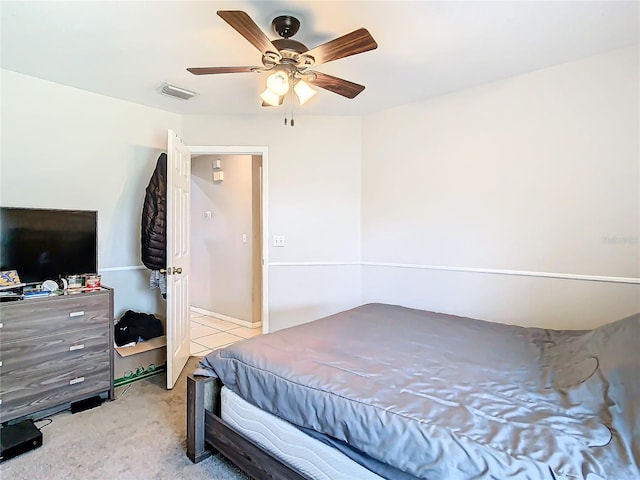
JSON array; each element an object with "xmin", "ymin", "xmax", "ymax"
[{"xmin": 0, "ymin": 207, "xmax": 98, "ymax": 284}]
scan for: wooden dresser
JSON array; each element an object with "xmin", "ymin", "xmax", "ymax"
[{"xmin": 0, "ymin": 287, "xmax": 114, "ymax": 423}]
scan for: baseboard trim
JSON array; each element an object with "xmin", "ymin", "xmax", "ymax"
[{"xmin": 190, "ymin": 307, "xmax": 261, "ymax": 329}]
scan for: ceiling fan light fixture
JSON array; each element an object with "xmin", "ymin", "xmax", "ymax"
[
  {"xmin": 266, "ymin": 70, "xmax": 290, "ymax": 96},
  {"xmin": 260, "ymin": 88, "xmax": 283, "ymax": 106},
  {"xmin": 294, "ymin": 80, "xmax": 317, "ymax": 105}
]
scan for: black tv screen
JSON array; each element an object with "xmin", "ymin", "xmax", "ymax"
[{"xmin": 0, "ymin": 207, "xmax": 98, "ymax": 284}]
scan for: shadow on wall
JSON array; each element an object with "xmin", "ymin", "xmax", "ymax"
[
  {"xmin": 362, "ymin": 265, "xmax": 640, "ymax": 330},
  {"xmin": 268, "ymin": 304, "xmax": 356, "ymax": 332},
  {"xmin": 100, "ymin": 267, "xmax": 166, "ymax": 319},
  {"xmin": 104, "ymin": 146, "xmax": 164, "ymax": 270},
  {"xmin": 101, "ymin": 147, "xmax": 167, "ymax": 320}
]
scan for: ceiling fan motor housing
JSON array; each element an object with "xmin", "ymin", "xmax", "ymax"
[
  {"xmin": 272, "ymin": 38, "xmax": 308, "ymax": 54},
  {"xmin": 272, "ymin": 15, "xmax": 300, "ymax": 39},
  {"xmin": 264, "ymin": 16, "xmax": 310, "ymax": 68}
]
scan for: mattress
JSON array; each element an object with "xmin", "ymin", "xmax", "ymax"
[{"xmin": 221, "ymin": 386, "xmax": 384, "ymax": 480}]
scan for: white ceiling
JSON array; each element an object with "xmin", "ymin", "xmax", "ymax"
[{"xmin": 1, "ymin": 1, "xmax": 638, "ymax": 116}]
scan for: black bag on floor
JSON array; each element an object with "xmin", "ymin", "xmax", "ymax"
[{"xmin": 115, "ymin": 310, "xmax": 163, "ymax": 346}]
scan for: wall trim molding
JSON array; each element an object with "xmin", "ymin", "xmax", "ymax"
[
  {"xmin": 100, "ymin": 262, "xmax": 639, "ymax": 285},
  {"xmin": 99, "ymin": 265, "xmax": 146, "ymax": 272},
  {"xmin": 268, "ymin": 261, "xmax": 361, "ymax": 267},
  {"xmin": 361, "ymin": 261, "xmax": 640, "ymax": 285},
  {"xmin": 267, "ymin": 261, "xmax": 639, "ymax": 285},
  {"xmin": 190, "ymin": 306, "xmax": 262, "ymax": 330}
]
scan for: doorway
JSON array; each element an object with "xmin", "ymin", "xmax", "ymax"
[{"xmin": 187, "ymin": 146, "xmax": 268, "ymax": 357}]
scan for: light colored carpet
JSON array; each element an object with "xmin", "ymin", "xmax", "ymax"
[{"xmin": 1, "ymin": 357, "xmax": 250, "ymax": 480}]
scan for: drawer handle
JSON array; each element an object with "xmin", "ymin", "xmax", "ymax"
[
  {"xmin": 69, "ymin": 344, "xmax": 85, "ymax": 352},
  {"xmin": 69, "ymin": 311, "xmax": 85, "ymax": 318},
  {"xmin": 69, "ymin": 376, "xmax": 85, "ymax": 385}
]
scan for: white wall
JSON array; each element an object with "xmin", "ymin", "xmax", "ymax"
[
  {"xmin": 361, "ymin": 46, "xmax": 640, "ymax": 329},
  {"xmin": 4, "ymin": 45, "xmax": 637, "ymax": 333},
  {"xmin": 190, "ymin": 154, "xmax": 254, "ymax": 322},
  {"xmin": 0, "ymin": 69, "xmax": 182, "ymax": 318},
  {"xmin": 183, "ymin": 115, "xmax": 363, "ymax": 331}
]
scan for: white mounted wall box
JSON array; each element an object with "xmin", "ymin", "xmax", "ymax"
[{"xmin": 213, "ymin": 171, "xmax": 224, "ymax": 183}]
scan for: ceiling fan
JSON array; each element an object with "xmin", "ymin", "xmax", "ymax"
[{"xmin": 187, "ymin": 10, "xmax": 378, "ymax": 110}]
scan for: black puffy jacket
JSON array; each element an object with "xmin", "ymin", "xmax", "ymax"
[{"xmin": 141, "ymin": 153, "xmax": 167, "ymax": 270}]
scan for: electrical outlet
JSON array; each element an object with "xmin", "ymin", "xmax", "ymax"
[{"xmin": 204, "ymin": 211, "xmax": 212, "ymax": 220}]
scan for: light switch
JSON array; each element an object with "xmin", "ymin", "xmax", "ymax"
[
  {"xmin": 273, "ymin": 235, "xmax": 285, "ymax": 247},
  {"xmin": 242, "ymin": 233, "xmax": 247, "ymax": 243}
]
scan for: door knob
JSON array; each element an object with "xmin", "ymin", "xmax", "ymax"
[{"xmin": 159, "ymin": 267, "xmax": 182, "ymax": 275}]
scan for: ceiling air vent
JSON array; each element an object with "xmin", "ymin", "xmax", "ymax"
[{"xmin": 160, "ymin": 83, "xmax": 197, "ymax": 100}]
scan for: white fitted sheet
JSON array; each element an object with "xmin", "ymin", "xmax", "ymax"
[{"xmin": 221, "ymin": 386, "xmax": 384, "ymax": 480}]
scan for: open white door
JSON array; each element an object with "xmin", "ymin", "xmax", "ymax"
[{"xmin": 166, "ymin": 129, "xmax": 191, "ymax": 389}]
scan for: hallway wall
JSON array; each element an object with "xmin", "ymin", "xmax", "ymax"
[{"xmin": 190, "ymin": 154, "xmax": 256, "ymax": 323}]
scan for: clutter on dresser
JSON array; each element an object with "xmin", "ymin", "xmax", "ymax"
[{"xmin": 0, "ymin": 270, "xmax": 25, "ymax": 301}]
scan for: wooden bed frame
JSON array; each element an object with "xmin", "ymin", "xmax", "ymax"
[{"xmin": 186, "ymin": 374, "xmax": 311, "ymax": 480}]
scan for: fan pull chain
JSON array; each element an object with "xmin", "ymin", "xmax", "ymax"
[
  {"xmin": 283, "ymin": 88, "xmax": 290, "ymax": 125},
  {"xmin": 283, "ymin": 87, "xmax": 295, "ymax": 127},
  {"xmin": 290, "ymin": 88, "xmax": 295, "ymax": 127}
]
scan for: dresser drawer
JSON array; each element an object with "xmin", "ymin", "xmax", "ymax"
[
  {"xmin": 0, "ymin": 327, "xmax": 109, "ymax": 373},
  {"xmin": 0, "ymin": 292, "xmax": 109, "ymax": 344},
  {"xmin": 0, "ymin": 359, "xmax": 110, "ymax": 422}
]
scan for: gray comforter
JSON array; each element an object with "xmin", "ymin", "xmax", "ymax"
[{"xmin": 198, "ymin": 303, "xmax": 640, "ymax": 480}]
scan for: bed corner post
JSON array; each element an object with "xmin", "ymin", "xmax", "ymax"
[{"xmin": 186, "ymin": 374, "xmax": 218, "ymax": 463}]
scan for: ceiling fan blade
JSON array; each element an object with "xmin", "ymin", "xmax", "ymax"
[
  {"xmin": 217, "ymin": 10, "xmax": 279, "ymax": 55},
  {"xmin": 309, "ymin": 72, "xmax": 366, "ymax": 99},
  {"xmin": 304, "ymin": 28, "xmax": 377, "ymax": 66},
  {"xmin": 187, "ymin": 66, "xmax": 257, "ymax": 75}
]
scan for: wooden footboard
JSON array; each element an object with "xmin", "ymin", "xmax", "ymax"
[{"xmin": 186, "ymin": 374, "xmax": 309, "ymax": 479}]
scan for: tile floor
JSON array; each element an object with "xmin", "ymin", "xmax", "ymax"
[{"xmin": 190, "ymin": 311, "xmax": 262, "ymax": 357}]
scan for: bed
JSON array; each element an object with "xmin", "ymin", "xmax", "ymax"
[{"xmin": 186, "ymin": 303, "xmax": 640, "ymax": 480}]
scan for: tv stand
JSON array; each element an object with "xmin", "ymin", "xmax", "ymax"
[{"xmin": 0, "ymin": 287, "xmax": 114, "ymax": 423}]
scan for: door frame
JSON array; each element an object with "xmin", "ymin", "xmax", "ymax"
[{"xmin": 188, "ymin": 145, "xmax": 269, "ymax": 333}]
